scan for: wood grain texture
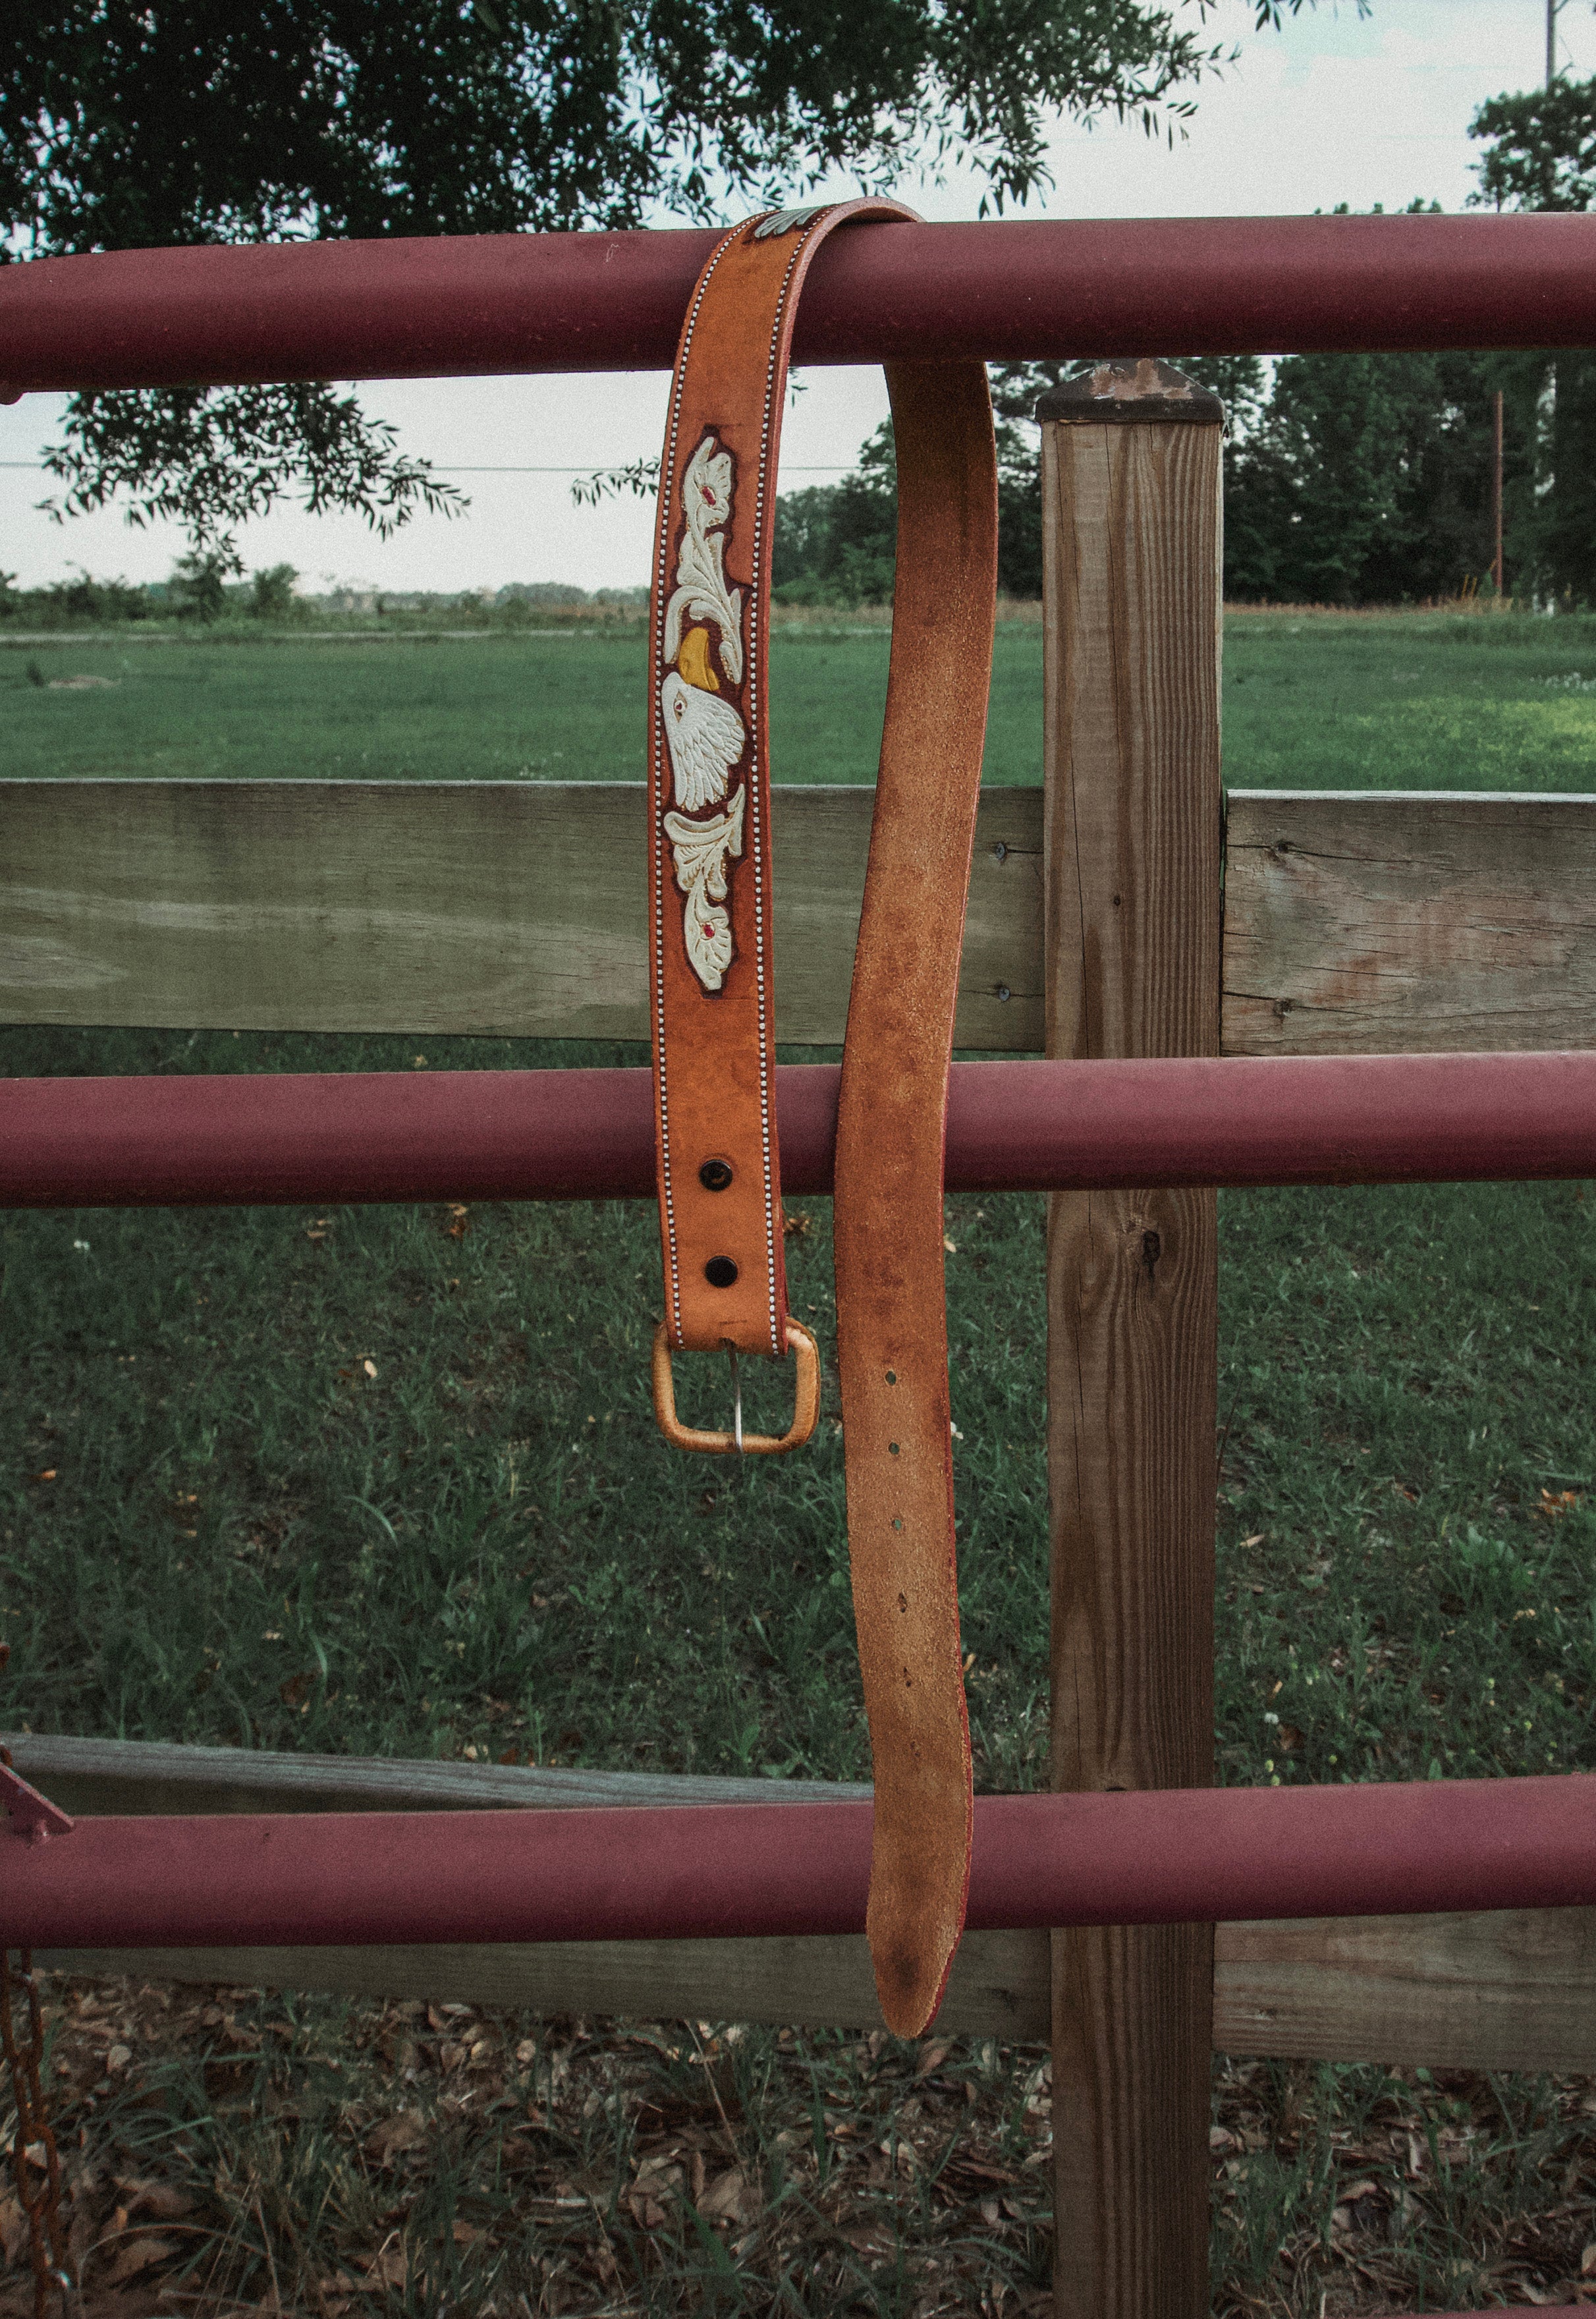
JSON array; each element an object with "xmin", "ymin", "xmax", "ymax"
[
  {"xmin": 1213, "ymin": 1909, "xmax": 1596, "ymax": 2072},
  {"xmin": 1041, "ymin": 397, "xmax": 1222, "ymax": 2319},
  {"xmin": 1223, "ymin": 789, "xmax": 1596, "ymax": 1056},
  {"xmin": 0, "ymin": 780, "xmax": 1042, "ymax": 1049},
  {"xmin": 0, "ymin": 1729, "xmax": 870, "ymax": 1819},
  {"xmin": 36, "ymin": 1914, "xmax": 1596, "ymax": 2067},
  {"xmin": 13, "ymin": 1737, "xmax": 1594, "ymax": 2065},
  {"xmin": 33, "ymin": 1931, "xmax": 1051, "ymax": 2039},
  {"xmin": 9, "ymin": 775, "xmax": 1596, "ymax": 1060}
]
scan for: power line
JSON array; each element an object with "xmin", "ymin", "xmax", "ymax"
[
  {"xmin": 436, "ymin": 463, "xmax": 860, "ymax": 474},
  {"xmin": 0, "ymin": 460, "xmax": 861, "ymax": 476}
]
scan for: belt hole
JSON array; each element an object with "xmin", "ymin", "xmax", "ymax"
[
  {"xmin": 885, "ymin": 1369, "xmax": 897, "ymax": 1385},
  {"xmin": 699, "ymin": 1159, "xmax": 733, "ymax": 1192},
  {"xmin": 892, "ymin": 1519, "xmax": 903, "ymax": 1532},
  {"xmin": 888, "ymin": 1442, "xmax": 899, "ymax": 1455},
  {"xmin": 704, "ymin": 1256, "xmax": 738, "ymax": 1288}
]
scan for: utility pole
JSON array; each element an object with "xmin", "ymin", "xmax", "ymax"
[
  {"xmin": 1547, "ymin": 0, "xmax": 1560, "ymax": 88},
  {"xmin": 1492, "ymin": 389, "xmax": 1505, "ymax": 598}
]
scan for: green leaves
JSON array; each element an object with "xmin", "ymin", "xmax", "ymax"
[
  {"xmin": 3, "ymin": 3, "xmax": 1342, "ymax": 553},
  {"xmin": 1470, "ymin": 73, "xmax": 1596, "ymax": 215},
  {"xmin": 39, "ymin": 381, "xmax": 466, "ymax": 560}
]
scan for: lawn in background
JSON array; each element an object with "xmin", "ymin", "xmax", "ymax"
[
  {"xmin": 1224, "ymin": 607, "xmax": 1596, "ymax": 793},
  {"xmin": 14, "ymin": 603, "xmax": 1596, "ymax": 791},
  {"xmin": 2, "ymin": 609, "xmax": 1595, "ymax": 2314},
  {"xmin": 0, "ymin": 616, "xmax": 1041, "ymax": 787}
]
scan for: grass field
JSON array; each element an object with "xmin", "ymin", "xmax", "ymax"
[
  {"xmin": 11, "ymin": 603, "xmax": 1596, "ymax": 791},
  {"xmin": 2, "ymin": 609, "xmax": 1595, "ymax": 2315}
]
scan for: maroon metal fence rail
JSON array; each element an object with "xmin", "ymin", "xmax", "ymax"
[
  {"xmin": 1, "ymin": 1051, "xmax": 1593, "ymax": 1210},
  {"xmin": 5, "ymin": 213, "xmax": 1596, "ymax": 397},
  {"xmin": 6, "ymin": 222, "xmax": 1596, "ymax": 2177},
  {"xmin": 5, "ymin": 1775, "xmax": 1593, "ymax": 1952}
]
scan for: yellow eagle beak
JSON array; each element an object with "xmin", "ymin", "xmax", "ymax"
[{"xmin": 676, "ymin": 625, "xmax": 721, "ymax": 692}]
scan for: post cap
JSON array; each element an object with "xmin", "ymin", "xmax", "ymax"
[{"xmin": 1035, "ymin": 358, "xmax": 1224, "ymax": 427}]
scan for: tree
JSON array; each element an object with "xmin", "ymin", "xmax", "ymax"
[
  {"xmin": 1221, "ymin": 350, "xmax": 1540, "ymax": 605},
  {"xmin": 1469, "ymin": 75, "xmax": 1596, "ymax": 603},
  {"xmin": 773, "ymin": 430, "xmax": 898, "ymax": 605},
  {"xmin": 5, "ymin": 2, "xmax": 1336, "ymax": 557},
  {"xmin": 1470, "ymin": 76, "xmax": 1596, "ymax": 214},
  {"xmin": 250, "ymin": 563, "xmax": 300, "ymax": 619},
  {"xmin": 40, "ymin": 379, "xmax": 462, "ymax": 557},
  {"xmin": 169, "ymin": 545, "xmax": 238, "ymax": 621},
  {"xmin": 771, "ymin": 354, "xmax": 1270, "ymax": 605}
]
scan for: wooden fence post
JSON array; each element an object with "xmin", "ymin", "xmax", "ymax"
[{"xmin": 1037, "ymin": 359, "xmax": 1224, "ymax": 2319}]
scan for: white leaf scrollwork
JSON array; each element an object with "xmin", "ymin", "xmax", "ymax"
[
  {"xmin": 664, "ymin": 789, "xmax": 746, "ymax": 992},
  {"xmin": 663, "ymin": 435, "xmax": 744, "ymax": 685}
]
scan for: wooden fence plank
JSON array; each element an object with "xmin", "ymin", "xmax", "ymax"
[
  {"xmin": 36, "ymin": 1916, "xmax": 1596, "ymax": 2067},
  {"xmin": 1223, "ymin": 789, "xmax": 1596, "ymax": 1056},
  {"xmin": 34, "ymin": 1933, "xmax": 1052, "ymax": 2040},
  {"xmin": 0, "ymin": 1731, "xmax": 869, "ymax": 1819},
  {"xmin": 1213, "ymin": 1909, "xmax": 1596, "ymax": 2073},
  {"xmin": 9, "ymin": 777, "xmax": 1596, "ymax": 1061},
  {"xmin": 13, "ymin": 1739, "xmax": 1594, "ymax": 2064},
  {"xmin": 0, "ymin": 780, "xmax": 1043, "ymax": 1049},
  {"xmin": 1040, "ymin": 366, "xmax": 1223, "ymax": 2319}
]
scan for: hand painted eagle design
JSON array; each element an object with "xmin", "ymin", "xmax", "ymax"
[{"xmin": 659, "ymin": 432, "xmax": 748, "ymax": 990}]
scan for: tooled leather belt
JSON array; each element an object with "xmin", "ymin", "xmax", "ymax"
[{"xmin": 646, "ymin": 200, "xmax": 997, "ymax": 2036}]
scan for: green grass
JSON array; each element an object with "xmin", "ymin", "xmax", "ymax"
[
  {"xmin": 0, "ymin": 619, "xmax": 1045, "ymax": 787},
  {"xmin": 16, "ymin": 604, "xmax": 1596, "ymax": 794},
  {"xmin": 3, "ymin": 1032, "xmax": 1592, "ymax": 1801},
  {"xmin": 1223, "ymin": 607, "xmax": 1596, "ymax": 793},
  {"xmin": 0, "ymin": 1026, "xmax": 1050, "ymax": 1795},
  {"xmin": 4, "ymin": 608, "xmax": 1596, "ymax": 2314}
]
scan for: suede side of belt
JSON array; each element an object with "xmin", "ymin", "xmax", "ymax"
[{"xmin": 646, "ymin": 202, "xmax": 998, "ymax": 2034}]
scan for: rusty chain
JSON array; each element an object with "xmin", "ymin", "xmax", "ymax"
[{"xmin": 0, "ymin": 1642, "xmax": 76, "ymax": 2318}]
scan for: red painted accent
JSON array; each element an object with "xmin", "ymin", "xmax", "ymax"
[
  {"xmin": 4, "ymin": 1776, "xmax": 1593, "ymax": 1950},
  {"xmin": 1, "ymin": 1051, "xmax": 1594, "ymax": 1210},
  {"xmin": 4, "ymin": 214, "xmax": 1596, "ymax": 394}
]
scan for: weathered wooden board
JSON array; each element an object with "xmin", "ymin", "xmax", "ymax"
[
  {"xmin": 11, "ymin": 1737, "xmax": 1594, "ymax": 2063},
  {"xmin": 1041, "ymin": 385, "xmax": 1222, "ymax": 2319},
  {"xmin": 8, "ymin": 777, "xmax": 1596, "ymax": 1060},
  {"xmin": 1214, "ymin": 1908, "xmax": 1596, "ymax": 2073},
  {"xmin": 0, "ymin": 780, "xmax": 1043, "ymax": 1049},
  {"xmin": 1223, "ymin": 789, "xmax": 1596, "ymax": 1056},
  {"xmin": 35, "ymin": 1916, "xmax": 1596, "ymax": 2065},
  {"xmin": 34, "ymin": 1933, "xmax": 1052, "ymax": 2041},
  {"xmin": 0, "ymin": 1729, "xmax": 869, "ymax": 1820}
]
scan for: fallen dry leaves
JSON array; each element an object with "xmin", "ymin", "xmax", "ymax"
[
  {"xmin": 0, "ymin": 1974, "xmax": 1056, "ymax": 2316},
  {"xmin": 0, "ymin": 1973, "xmax": 1590, "ymax": 2316}
]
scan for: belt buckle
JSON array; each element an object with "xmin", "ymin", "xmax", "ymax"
[{"xmin": 650, "ymin": 1319, "xmax": 820, "ymax": 1455}]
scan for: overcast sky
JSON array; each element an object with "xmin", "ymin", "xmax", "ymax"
[{"xmin": 4, "ymin": 0, "xmax": 1595, "ymax": 595}]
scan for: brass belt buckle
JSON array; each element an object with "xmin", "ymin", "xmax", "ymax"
[{"xmin": 651, "ymin": 1319, "xmax": 820, "ymax": 1455}]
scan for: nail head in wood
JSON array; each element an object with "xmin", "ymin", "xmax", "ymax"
[{"xmin": 1035, "ymin": 358, "xmax": 1224, "ymax": 428}]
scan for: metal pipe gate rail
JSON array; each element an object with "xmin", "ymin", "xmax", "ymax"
[{"xmin": 5, "ymin": 211, "xmax": 1596, "ymax": 2319}]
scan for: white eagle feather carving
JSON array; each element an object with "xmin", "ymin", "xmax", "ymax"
[
  {"xmin": 658, "ymin": 430, "xmax": 750, "ymax": 989},
  {"xmin": 661, "ymin": 669, "xmax": 744, "ymax": 814}
]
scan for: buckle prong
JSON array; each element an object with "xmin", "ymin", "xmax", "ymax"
[{"xmin": 651, "ymin": 1320, "xmax": 820, "ymax": 1455}]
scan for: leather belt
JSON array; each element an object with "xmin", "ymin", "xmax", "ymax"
[{"xmin": 646, "ymin": 201, "xmax": 997, "ymax": 2035}]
